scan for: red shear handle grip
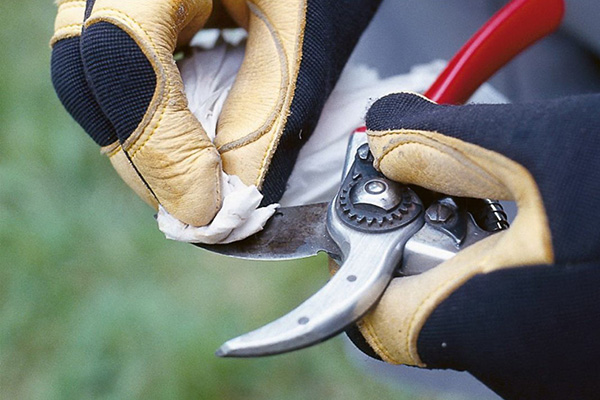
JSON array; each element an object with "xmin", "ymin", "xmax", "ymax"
[{"xmin": 424, "ymin": 0, "xmax": 565, "ymax": 105}]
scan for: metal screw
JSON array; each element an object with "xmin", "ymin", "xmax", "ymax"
[
  {"xmin": 426, "ymin": 200, "xmax": 456, "ymax": 224},
  {"xmin": 357, "ymin": 144, "xmax": 370, "ymax": 160},
  {"xmin": 365, "ymin": 179, "xmax": 387, "ymax": 195}
]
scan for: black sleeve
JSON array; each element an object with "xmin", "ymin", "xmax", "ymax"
[{"xmin": 418, "ymin": 262, "xmax": 600, "ymax": 400}]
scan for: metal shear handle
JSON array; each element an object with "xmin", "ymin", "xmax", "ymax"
[
  {"xmin": 217, "ymin": 146, "xmax": 425, "ymax": 357},
  {"xmin": 216, "ymin": 143, "xmax": 499, "ymax": 357}
]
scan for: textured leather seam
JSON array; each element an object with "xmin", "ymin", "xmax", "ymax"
[
  {"xmin": 53, "ymin": 23, "xmax": 82, "ymax": 30},
  {"xmin": 101, "ymin": 141, "xmax": 121, "ymax": 157},
  {"xmin": 50, "ymin": 25, "xmax": 83, "ymax": 46},
  {"xmin": 129, "ymin": 92, "xmax": 168, "ymax": 158},
  {"xmin": 372, "ymin": 132, "xmax": 505, "ymax": 192},
  {"xmin": 367, "ymin": 127, "xmax": 439, "ymax": 138},
  {"xmin": 357, "ymin": 319, "xmax": 395, "ymax": 362},
  {"xmin": 254, "ymin": 0, "xmax": 307, "ymax": 187},
  {"xmin": 216, "ymin": 1, "xmax": 290, "ymax": 158}
]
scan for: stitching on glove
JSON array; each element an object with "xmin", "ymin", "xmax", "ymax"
[
  {"xmin": 254, "ymin": 0, "xmax": 307, "ymax": 188},
  {"xmin": 51, "ymin": 1, "xmax": 86, "ymax": 45},
  {"xmin": 217, "ymin": 1, "xmax": 290, "ymax": 158},
  {"xmin": 358, "ymin": 319, "xmax": 395, "ymax": 362},
  {"xmin": 86, "ymin": 9, "xmax": 169, "ymax": 157},
  {"xmin": 129, "ymin": 95, "xmax": 168, "ymax": 159},
  {"xmin": 101, "ymin": 142, "xmax": 120, "ymax": 157},
  {"xmin": 405, "ymin": 263, "xmax": 488, "ymax": 365},
  {"xmin": 374, "ymin": 137, "xmax": 504, "ymax": 193},
  {"xmin": 53, "ymin": 23, "xmax": 83, "ymax": 30},
  {"xmin": 51, "ymin": 25, "xmax": 84, "ymax": 45}
]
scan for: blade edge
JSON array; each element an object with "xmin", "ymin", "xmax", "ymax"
[{"xmin": 195, "ymin": 202, "xmax": 340, "ymax": 261}]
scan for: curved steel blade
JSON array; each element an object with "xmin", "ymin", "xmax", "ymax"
[
  {"xmin": 215, "ymin": 201, "xmax": 424, "ymax": 357},
  {"xmin": 196, "ymin": 203, "xmax": 340, "ymax": 261}
]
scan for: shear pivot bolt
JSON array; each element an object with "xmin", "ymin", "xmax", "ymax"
[{"xmin": 365, "ymin": 180, "xmax": 386, "ymax": 195}]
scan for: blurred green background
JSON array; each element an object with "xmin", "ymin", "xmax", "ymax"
[{"xmin": 0, "ymin": 2, "xmax": 426, "ymax": 399}]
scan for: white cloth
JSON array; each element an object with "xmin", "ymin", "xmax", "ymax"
[
  {"xmin": 157, "ymin": 38, "xmax": 507, "ymax": 244},
  {"xmin": 157, "ymin": 40, "xmax": 278, "ymax": 244},
  {"xmin": 156, "ymin": 172, "xmax": 278, "ymax": 244}
]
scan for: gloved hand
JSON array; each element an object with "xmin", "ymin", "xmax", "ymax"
[
  {"xmin": 50, "ymin": 0, "xmax": 381, "ymax": 227},
  {"xmin": 359, "ymin": 92, "xmax": 600, "ymax": 399}
]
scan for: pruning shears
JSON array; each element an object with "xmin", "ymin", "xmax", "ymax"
[{"xmin": 198, "ymin": 0, "xmax": 565, "ymax": 358}]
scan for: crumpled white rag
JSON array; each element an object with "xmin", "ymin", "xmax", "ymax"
[{"xmin": 156, "ymin": 39, "xmax": 278, "ymax": 244}]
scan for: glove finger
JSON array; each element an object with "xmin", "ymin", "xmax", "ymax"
[
  {"xmin": 366, "ymin": 92, "xmax": 600, "ymax": 262},
  {"xmin": 50, "ymin": 0, "xmax": 157, "ymax": 208},
  {"xmin": 215, "ymin": 0, "xmax": 382, "ymax": 204},
  {"xmin": 81, "ymin": 0, "xmax": 221, "ymax": 227},
  {"xmin": 367, "ymin": 92, "xmax": 516, "ymax": 201},
  {"xmin": 366, "ymin": 92, "xmax": 600, "ymax": 192}
]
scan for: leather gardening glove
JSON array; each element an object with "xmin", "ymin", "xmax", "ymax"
[
  {"xmin": 359, "ymin": 92, "xmax": 600, "ymax": 399},
  {"xmin": 50, "ymin": 0, "xmax": 381, "ymax": 227}
]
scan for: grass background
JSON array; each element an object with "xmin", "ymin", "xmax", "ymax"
[{"xmin": 0, "ymin": 1, "xmax": 431, "ymax": 399}]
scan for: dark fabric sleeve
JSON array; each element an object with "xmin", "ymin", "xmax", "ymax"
[{"xmin": 418, "ymin": 262, "xmax": 600, "ymax": 400}]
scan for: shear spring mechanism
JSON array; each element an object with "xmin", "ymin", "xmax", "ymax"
[{"xmin": 479, "ymin": 199, "xmax": 510, "ymax": 232}]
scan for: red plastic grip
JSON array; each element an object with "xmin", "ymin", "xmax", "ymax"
[{"xmin": 424, "ymin": 0, "xmax": 565, "ymax": 105}]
